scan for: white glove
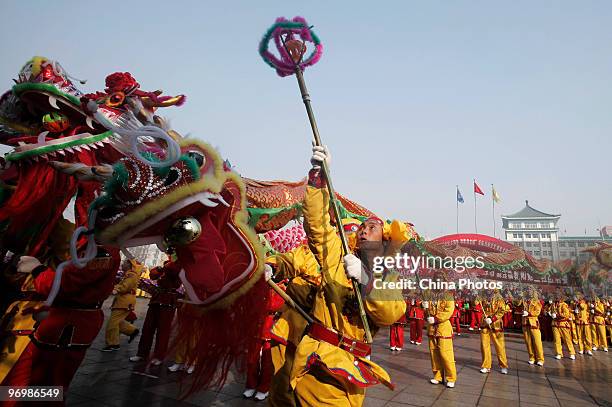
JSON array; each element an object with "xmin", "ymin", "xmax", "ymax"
[
  {"xmin": 422, "ymin": 301, "xmax": 429, "ymax": 309},
  {"xmin": 427, "ymin": 316, "xmax": 435, "ymax": 324},
  {"xmin": 574, "ymin": 308, "xmax": 579, "ymax": 314},
  {"xmin": 264, "ymin": 264, "xmax": 274, "ymax": 281},
  {"xmin": 590, "ymin": 303, "xmax": 594, "ymax": 308},
  {"xmin": 411, "ymin": 300, "xmax": 415, "ymax": 305},
  {"xmin": 17, "ymin": 256, "xmax": 42, "ymax": 274},
  {"xmin": 485, "ymin": 317, "xmax": 492, "ymax": 325},
  {"xmin": 551, "ymin": 313, "xmax": 557, "ymax": 319},
  {"xmin": 343, "ymin": 254, "xmax": 367, "ymax": 284},
  {"xmin": 522, "ymin": 310, "xmax": 529, "ymax": 317},
  {"xmin": 591, "ymin": 309, "xmax": 595, "ymax": 314},
  {"xmin": 310, "ymin": 144, "xmax": 331, "ymax": 170}
]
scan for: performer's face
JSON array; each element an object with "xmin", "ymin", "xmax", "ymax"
[{"xmin": 357, "ymin": 221, "xmax": 383, "ymax": 244}]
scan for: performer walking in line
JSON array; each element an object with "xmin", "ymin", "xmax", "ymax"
[
  {"xmin": 522, "ymin": 288, "xmax": 545, "ymax": 366},
  {"xmin": 103, "ymin": 259, "xmax": 143, "ymax": 351},
  {"xmin": 479, "ymin": 291, "xmax": 508, "ymax": 374},
  {"xmin": 425, "ymin": 292, "xmax": 457, "ymax": 388}
]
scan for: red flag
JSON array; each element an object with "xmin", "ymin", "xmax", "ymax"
[{"xmin": 473, "ymin": 181, "xmax": 484, "ymax": 195}]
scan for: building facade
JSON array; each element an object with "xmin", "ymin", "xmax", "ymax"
[
  {"xmin": 502, "ymin": 200, "xmax": 612, "ymax": 264},
  {"xmin": 502, "ymin": 200, "xmax": 561, "ymax": 261}
]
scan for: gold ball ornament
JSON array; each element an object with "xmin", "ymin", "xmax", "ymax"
[{"xmin": 164, "ymin": 217, "xmax": 202, "ymax": 247}]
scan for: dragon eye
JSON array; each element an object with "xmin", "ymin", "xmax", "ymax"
[
  {"xmin": 106, "ymin": 91, "xmax": 125, "ymax": 107},
  {"xmin": 187, "ymin": 151, "xmax": 205, "ymax": 167}
]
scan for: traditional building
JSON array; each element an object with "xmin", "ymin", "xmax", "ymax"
[
  {"xmin": 502, "ymin": 200, "xmax": 561, "ymax": 261},
  {"xmin": 502, "ymin": 201, "xmax": 612, "ymax": 264}
]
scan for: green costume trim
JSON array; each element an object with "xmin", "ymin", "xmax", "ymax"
[{"xmin": 12, "ymin": 82, "xmax": 81, "ymax": 106}]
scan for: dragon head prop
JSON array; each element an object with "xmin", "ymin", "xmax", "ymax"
[{"xmin": 0, "ymin": 56, "xmax": 184, "ymax": 256}]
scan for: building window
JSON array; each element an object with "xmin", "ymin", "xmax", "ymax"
[
  {"xmin": 560, "ymin": 251, "xmax": 567, "ymax": 257},
  {"xmin": 535, "ymin": 251, "xmax": 541, "ymax": 256}
]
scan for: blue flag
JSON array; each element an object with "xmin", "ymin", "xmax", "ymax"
[{"xmin": 457, "ymin": 188, "xmax": 464, "ymax": 203}]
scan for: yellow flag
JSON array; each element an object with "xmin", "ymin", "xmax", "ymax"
[{"xmin": 492, "ymin": 186, "xmax": 501, "ymax": 203}]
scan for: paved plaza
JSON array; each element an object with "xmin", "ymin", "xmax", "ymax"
[{"xmin": 64, "ymin": 299, "xmax": 611, "ymax": 407}]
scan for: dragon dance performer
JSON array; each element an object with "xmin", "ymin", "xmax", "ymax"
[
  {"xmin": 266, "ymin": 145, "xmax": 406, "ymax": 407},
  {"xmin": 243, "ymin": 285, "xmax": 286, "ymax": 401},
  {"xmin": 591, "ymin": 296, "xmax": 608, "ymax": 352},
  {"xmin": 425, "ymin": 292, "xmax": 457, "ymax": 388},
  {"xmin": 409, "ymin": 296, "xmax": 425, "ymax": 345},
  {"xmin": 575, "ymin": 293, "xmax": 593, "ymax": 355},
  {"xmin": 389, "ymin": 298, "xmax": 409, "ymax": 351},
  {"xmin": 265, "ymin": 240, "xmax": 329, "ymax": 406},
  {"xmin": 103, "ymin": 259, "xmax": 143, "ymax": 351},
  {"xmin": 130, "ymin": 259, "xmax": 182, "ymax": 364},
  {"xmin": 522, "ymin": 288, "xmax": 544, "ymax": 366},
  {"xmin": 479, "ymin": 291, "xmax": 508, "ymax": 375},
  {"xmin": 468, "ymin": 295, "xmax": 483, "ymax": 331},
  {"xmin": 1, "ymin": 235, "xmax": 120, "ymax": 406},
  {"xmin": 450, "ymin": 296, "xmax": 462, "ymax": 336},
  {"xmin": 550, "ymin": 293, "xmax": 575, "ymax": 360}
]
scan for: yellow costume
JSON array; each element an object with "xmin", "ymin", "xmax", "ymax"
[
  {"xmin": 105, "ymin": 260, "xmax": 142, "ymax": 346},
  {"xmin": 592, "ymin": 299, "xmax": 608, "ymax": 351},
  {"xmin": 427, "ymin": 297, "xmax": 457, "ymax": 384},
  {"xmin": 576, "ymin": 299, "xmax": 592, "ymax": 354},
  {"xmin": 522, "ymin": 296, "xmax": 544, "ymax": 365},
  {"xmin": 267, "ymin": 244, "xmax": 320, "ymax": 407},
  {"xmin": 551, "ymin": 300, "xmax": 575, "ymax": 358},
  {"xmin": 289, "ymin": 186, "xmax": 406, "ymax": 407},
  {"xmin": 479, "ymin": 295, "xmax": 508, "ymax": 371}
]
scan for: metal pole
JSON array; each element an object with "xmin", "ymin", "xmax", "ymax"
[
  {"xmin": 492, "ymin": 184, "xmax": 495, "ymax": 238},
  {"xmin": 474, "ymin": 179, "xmax": 477, "ymax": 233},
  {"xmin": 293, "ymin": 67, "xmax": 373, "ymax": 343},
  {"xmin": 456, "ymin": 185, "xmax": 459, "ymax": 234}
]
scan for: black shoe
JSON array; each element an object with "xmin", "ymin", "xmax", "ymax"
[
  {"xmin": 102, "ymin": 345, "xmax": 120, "ymax": 352},
  {"xmin": 128, "ymin": 329, "xmax": 140, "ymax": 344}
]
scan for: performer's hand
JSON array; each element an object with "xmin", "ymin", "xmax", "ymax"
[
  {"xmin": 574, "ymin": 308, "xmax": 579, "ymax": 314},
  {"xmin": 411, "ymin": 300, "xmax": 415, "ymax": 305},
  {"xmin": 17, "ymin": 256, "xmax": 42, "ymax": 274},
  {"xmin": 427, "ymin": 316, "xmax": 435, "ymax": 324},
  {"xmin": 343, "ymin": 254, "xmax": 367, "ymax": 284},
  {"xmin": 112, "ymin": 289, "xmax": 118, "ymax": 295},
  {"xmin": 522, "ymin": 310, "xmax": 529, "ymax": 317},
  {"xmin": 485, "ymin": 317, "xmax": 492, "ymax": 325},
  {"xmin": 264, "ymin": 264, "xmax": 274, "ymax": 281},
  {"xmin": 422, "ymin": 301, "xmax": 429, "ymax": 309},
  {"xmin": 310, "ymin": 144, "xmax": 331, "ymax": 170},
  {"xmin": 591, "ymin": 309, "xmax": 595, "ymax": 314},
  {"xmin": 551, "ymin": 313, "xmax": 556, "ymax": 319}
]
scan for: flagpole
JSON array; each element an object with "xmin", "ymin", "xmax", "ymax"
[
  {"xmin": 492, "ymin": 184, "xmax": 495, "ymax": 238},
  {"xmin": 473, "ymin": 179, "xmax": 477, "ymax": 233},
  {"xmin": 456, "ymin": 185, "xmax": 459, "ymax": 234}
]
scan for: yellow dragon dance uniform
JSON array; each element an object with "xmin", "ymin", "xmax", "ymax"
[
  {"xmin": 267, "ymin": 244, "xmax": 321, "ymax": 407},
  {"xmin": 480, "ymin": 295, "xmax": 508, "ymax": 370},
  {"xmin": 522, "ymin": 297, "xmax": 544, "ymax": 364},
  {"xmin": 551, "ymin": 300, "xmax": 575, "ymax": 357},
  {"xmin": 576, "ymin": 299, "xmax": 592, "ymax": 353},
  {"xmin": 427, "ymin": 296, "xmax": 457, "ymax": 383},
  {"xmin": 592, "ymin": 299, "xmax": 608, "ymax": 351},
  {"xmin": 289, "ymin": 185, "xmax": 406, "ymax": 407}
]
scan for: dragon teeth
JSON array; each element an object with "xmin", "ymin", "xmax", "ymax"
[
  {"xmin": 48, "ymin": 95, "xmax": 60, "ymax": 110},
  {"xmin": 86, "ymin": 117, "xmax": 95, "ymax": 129}
]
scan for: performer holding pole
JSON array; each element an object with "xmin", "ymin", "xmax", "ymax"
[{"xmin": 259, "ymin": 17, "xmax": 372, "ymax": 343}]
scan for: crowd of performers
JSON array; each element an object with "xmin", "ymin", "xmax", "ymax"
[{"xmin": 0, "ymin": 126, "xmax": 611, "ymax": 407}]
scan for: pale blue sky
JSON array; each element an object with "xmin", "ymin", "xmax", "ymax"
[{"xmin": 1, "ymin": 1, "xmax": 610, "ymax": 238}]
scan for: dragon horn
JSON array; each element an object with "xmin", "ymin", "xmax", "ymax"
[{"xmin": 49, "ymin": 161, "xmax": 114, "ymax": 182}]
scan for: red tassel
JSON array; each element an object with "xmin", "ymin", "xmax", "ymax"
[{"xmin": 172, "ymin": 275, "xmax": 271, "ymax": 396}]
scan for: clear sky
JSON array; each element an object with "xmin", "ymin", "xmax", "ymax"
[{"xmin": 1, "ymin": 1, "xmax": 610, "ymax": 239}]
